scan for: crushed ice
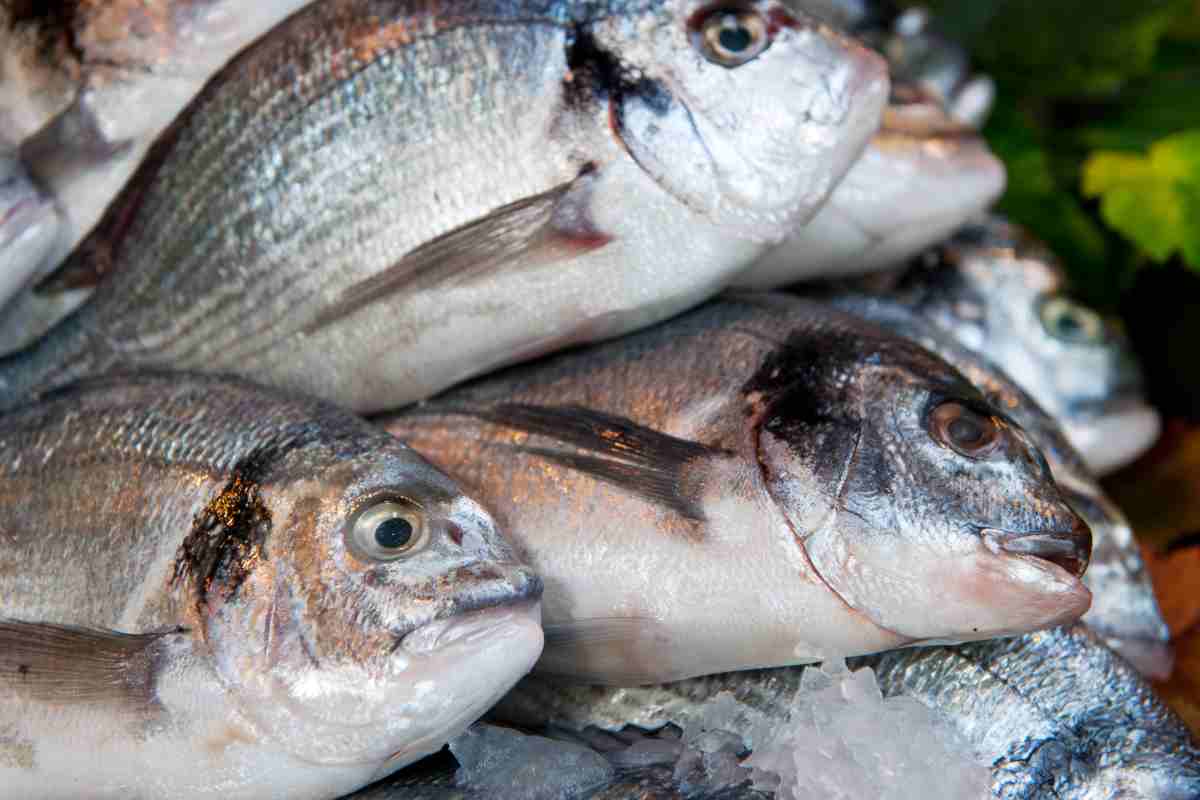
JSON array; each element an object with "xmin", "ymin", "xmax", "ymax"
[{"xmin": 675, "ymin": 658, "xmax": 991, "ymax": 800}]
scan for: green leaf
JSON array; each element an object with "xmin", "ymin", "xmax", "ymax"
[{"xmin": 1082, "ymin": 131, "xmax": 1200, "ymax": 268}]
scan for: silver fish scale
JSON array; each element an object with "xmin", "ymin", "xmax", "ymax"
[{"xmin": 495, "ymin": 626, "xmax": 1200, "ymax": 799}]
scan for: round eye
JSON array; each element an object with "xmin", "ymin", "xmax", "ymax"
[
  {"xmin": 347, "ymin": 499, "xmax": 428, "ymax": 562},
  {"xmin": 696, "ymin": 8, "xmax": 770, "ymax": 67},
  {"xmin": 929, "ymin": 401, "xmax": 1002, "ymax": 458},
  {"xmin": 1039, "ymin": 296, "xmax": 1104, "ymax": 345}
]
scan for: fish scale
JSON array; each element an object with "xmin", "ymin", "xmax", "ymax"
[
  {"xmin": 0, "ymin": 0, "xmax": 889, "ymax": 413},
  {"xmin": 0, "ymin": 372, "xmax": 546, "ymax": 798}
]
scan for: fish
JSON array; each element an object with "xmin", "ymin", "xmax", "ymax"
[
  {"xmin": 0, "ymin": 152, "xmax": 62, "ymax": 312},
  {"xmin": 731, "ymin": 80, "xmax": 1004, "ymax": 287},
  {"xmin": 888, "ymin": 217, "xmax": 1161, "ymax": 474},
  {"xmin": 493, "ymin": 624, "xmax": 1200, "ymax": 799},
  {"xmin": 380, "ymin": 293, "xmax": 1092, "ymax": 685},
  {"xmin": 826, "ymin": 293, "xmax": 1173, "ymax": 678},
  {"xmin": 0, "ymin": 0, "xmax": 888, "ymax": 414},
  {"xmin": 0, "ymin": 372, "xmax": 544, "ymax": 800},
  {"xmin": 2, "ymin": 0, "xmax": 319, "ymax": 259}
]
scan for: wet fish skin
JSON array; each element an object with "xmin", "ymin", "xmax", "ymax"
[
  {"xmin": 2, "ymin": 1, "xmax": 319, "ymax": 260},
  {"xmin": 826, "ymin": 293, "xmax": 1173, "ymax": 677},
  {"xmin": 494, "ymin": 624, "xmax": 1200, "ymax": 799},
  {"xmin": 0, "ymin": 152, "xmax": 62, "ymax": 311},
  {"xmin": 890, "ymin": 217, "xmax": 1160, "ymax": 475},
  {"xmin": 381, "ymin": 293, "xmax": 1091, "ymax": 685},
  {"xmin": 0, "ymin": 0, "xmax": 888, "ymax": 414},
  {"xmin": 733, "ymin": 80, "xmax": 1005, "ymax": 287},
  {"xmin": 0, "ymin": 373, "xmax": 544, "ymax": 800}
]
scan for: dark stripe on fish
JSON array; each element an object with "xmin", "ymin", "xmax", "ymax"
[
  {"xmin": 436, "ymin": 404, "xmax": 722, "ymax": 522},
  {"xmin": 172, "ymin": 447, "xmax": 277, "ymax": 615},
  {"xmin": 0, "ymin": 620, "xmax": 184, "ymax": 711}
]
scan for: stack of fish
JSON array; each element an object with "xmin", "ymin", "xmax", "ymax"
[{"xmin": 0, "ymin": 1, "xmax": 1193, "ymax": 798}]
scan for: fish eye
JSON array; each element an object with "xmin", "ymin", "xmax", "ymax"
[
  {"xmin": 1038, "ymin": 296, "xmax": 1104, "ymax": 345},
  {"xmin": 695, "ymin": 8, "xmax": 771, "ymax": 67},
  {"xmin": 928, "ymin": 401, "xmax": 1002, "ymax": 459},
  {"xmin": 347, "ymin": 498, "xmax": 429, "ymax": 562}
]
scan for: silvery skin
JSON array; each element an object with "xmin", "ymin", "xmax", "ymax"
[
  {"xmin": 0, "ymin": 373, "xmax": 544, "ymax": 799},
  {"xmin": 0, "ymin": 0, "xmax": 888, "ymax": 414}
]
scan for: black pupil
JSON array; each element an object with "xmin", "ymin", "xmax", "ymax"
[
  {"xmin": 375, "ymin": 517, "xmax": 414, "ymax": 549},
  {"xmin": 1056, "ymin": 312, "xmax": 1082, "ymax": 335},
  {"xmin": 719, "ymin": 23, "xmax": 753, "ymax": 53},
  {"xmin": 948, "ymin": 414, "xmax": 987, "ymax": 446}
]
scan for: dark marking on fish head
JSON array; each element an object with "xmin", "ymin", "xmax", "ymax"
[{"xmin": 172, "ymin": 454, "xmax": 274, "ymax": 620}]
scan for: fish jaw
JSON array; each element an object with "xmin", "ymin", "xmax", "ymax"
[
  {"xmin": 801, "ymin": 520, "xmax": 1093, "ymax": 642},
  {"xmin": 234, "ymin": 599, "xmax": 544, "ymax": 776},
  {"xmin": 735, "ymin": 110, "xmax": 1005, "ymax": 287},
  {"xmin": 0, "ymin": 156, "xmax": 63, "ymax": 309}
]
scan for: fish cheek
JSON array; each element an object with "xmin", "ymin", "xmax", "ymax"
[{"xmin": 613, "ymin": 79, "xmax": 721, "ymax": 218}]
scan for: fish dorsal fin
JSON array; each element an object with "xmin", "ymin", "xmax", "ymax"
[
  {"xmin": 0, "ymin": 619, "xmax": 183, "ymax": 710},
  {"xmin": 303, "ymin": 169, "xmax": 611, "ymax": 335},
  {"xmin": 441, "ymin": 404, "xmax": 723, "ymax": 522}
]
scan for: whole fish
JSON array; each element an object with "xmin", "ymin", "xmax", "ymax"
[
  {"xmin": 889, "ymin": 217, "xmax": 1160, "ymax": 474},
  {"xmin": 0, "ymin": 373, "xmax": 544, "ymax": 800},
  {"xmin": 495, "ymin": 624, "xmax": 1200, "ymax": 799},
  {"xmin": 732, "ymin": 81, "xmax": 1004, "ymax": 287},
  {"xmin": 827, "ymin": 293, "xmax": 1172, "ymax": 677},
  {"xmin": 0, "ymin": 153, "xmax": 61, "ymax": 311},
  {"xmin": 381, "ymin": 294, "xmax": 1092, "ymax": 685},
  {"xmin": 0, "ymin": 0, "xmax": 888, "ymax": 414}
]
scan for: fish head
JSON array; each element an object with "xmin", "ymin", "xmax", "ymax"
[
  {"xmin": 749, "ymin": 310, "xmax": 1092, "ymax": 645},
  {"xmin": 898, "ymin": 220, "xmax": 1160, "ymax": 473},
  {"xmin": 198, "ymin": 437, "xmax": 543, "ymax": 769},
  {"xmin": 591, "ymin": 0, "xmax": 888, "ymax": 243}
]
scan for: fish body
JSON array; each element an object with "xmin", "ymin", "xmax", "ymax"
[
  {"xmin": 890, "ymin": 217, "xmax": 1160, "ymax": 474},
  {"xmin": 0, "ymin": 153, "xmax": 61, "ymax": 311},
  {"xmin": 382, "ymin": 294, "xmax": 1091, "ymax": 684},
  {"xmin": 827, "ymin": 293, "xmax": 1172, "ymax": 677},
  {"xmin": 733, "ymin": 82, "xmax": 1004, "ymax": 287},
  {"xmin": 3, "ymin": 0, "xmax": 319, "ymax": 261},
  {"xmin": 495, "ymin": 624, "xmax": 1200, "ymax": 799},
  {"xmin": 0, "ymin": 0, "xmax": 888, "ymax": 414},
  {"xmin": 0, "ymin": 373, "xmax": 544, "ymax": 799}
]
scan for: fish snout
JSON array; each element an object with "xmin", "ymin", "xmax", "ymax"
[
  {"xmin": 983, "ymin": 516, "xmax": 1093, "ymax": 579},
  {"xmin": 448, "ymin": 562, "xmax": 545, "ymax": 618}
]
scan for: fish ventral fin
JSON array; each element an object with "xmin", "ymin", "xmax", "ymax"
[
  {"xmin": 445, "ymin": 403, "xmax": 722, "ymax": 522},
  {"xmin": 0, "ymin": 620, "xmax": 184, "ymax": 711},
  {"xmin": 303, "ymin": 166, "xmax": 612, "ymax": 335}
]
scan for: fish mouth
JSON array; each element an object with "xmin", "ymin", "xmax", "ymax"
[
  {"xmin": 401, "ymin": 598, "xmax": 543, "ymax": 656},
  {"xmin": 877, "ymin": 83, "xmax": 980, "ymax": 143},
  {"xmin": 393, "ymin": 564, "xmax": 544, "ymax": 653},
  {"xmin": 982, "ymin": 519, "xmax": 1093, "ymax": 579},
  {"xmin": 1063, "ymin": 402, "xmax": 1161, "ymax": 474}
]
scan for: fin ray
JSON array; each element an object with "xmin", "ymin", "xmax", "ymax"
[{"xmin": 0, "ymin": 619, "xmax": 181, "ymax": 710}]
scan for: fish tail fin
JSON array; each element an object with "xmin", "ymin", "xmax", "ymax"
[{"xmin": 0, "ymin": 309, "xmax": 101, "ymax": 412}]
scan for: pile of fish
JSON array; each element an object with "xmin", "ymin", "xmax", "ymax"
[{"xmin": 0, "ymin": 0, "xmax": 1193, "ymax": 798}]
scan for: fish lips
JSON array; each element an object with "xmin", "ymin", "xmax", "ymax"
[
  {"xmin": 396, "ymin": 564, "xmax": 544, "ymax": 654},
  {"xmin": 980, "ymin": 518, "xmax": 1093, "ymax": 580}
]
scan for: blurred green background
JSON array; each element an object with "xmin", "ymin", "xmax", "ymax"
[{"xmin": 908, "ymin": 0, "xmax": 1200, "ymax": 418}]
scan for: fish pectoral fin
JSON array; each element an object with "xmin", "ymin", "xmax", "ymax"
[
  {"xmin": 303, "ymin": 168, "xmax": 611, "ymax": 335},
  {"xmin": 537, "ymin": 618, "xmax": 677, "ymax": 686},
  {"xmin": 0, "ymin": 619, "xmax": 184, "ymax": 710},
  {"xmin": 436, "ymin": 403, "xmax": 722, "ymax": 523}
]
